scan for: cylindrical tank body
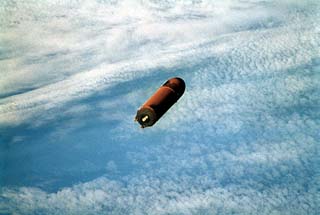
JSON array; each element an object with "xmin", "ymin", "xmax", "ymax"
[{"xmin": 135, "ymin": 77, "xmax": 185, "ymax": 128}]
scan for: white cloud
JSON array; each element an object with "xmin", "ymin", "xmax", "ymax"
[
  {"xmin": 1, "ymin": 172, "xmax": 319, "ymax": 215},
  {"xmin": 0, "ymin": 0, "xmax": 295, "ymax": 126}
]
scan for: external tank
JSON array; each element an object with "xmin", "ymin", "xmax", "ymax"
[{"xmin": 135, "ymin": 77, "xmax": 185, "ymax": 128}]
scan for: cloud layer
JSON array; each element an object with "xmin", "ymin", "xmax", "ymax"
[{"xmin": 0, "ymin": 0, "xmax": 319, "ymax": 214}]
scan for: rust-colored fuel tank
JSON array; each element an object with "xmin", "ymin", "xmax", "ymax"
[{"xmin": 135, "ymin": 77, "xmax": 185, "ymax": 128}]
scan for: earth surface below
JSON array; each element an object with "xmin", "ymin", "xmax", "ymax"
[{"xmin": 0, "ymin": 0, "xmax": 319, "ymax": 214}]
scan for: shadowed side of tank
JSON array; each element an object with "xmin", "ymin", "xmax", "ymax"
[{"xmin": 135, "ymin": 77, "xmax": 185, "ymax": 128}]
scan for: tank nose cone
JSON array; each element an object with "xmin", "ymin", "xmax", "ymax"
[{"xmin": 163, "ymin": 77, "xmax": 185, "ymax": 97}]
